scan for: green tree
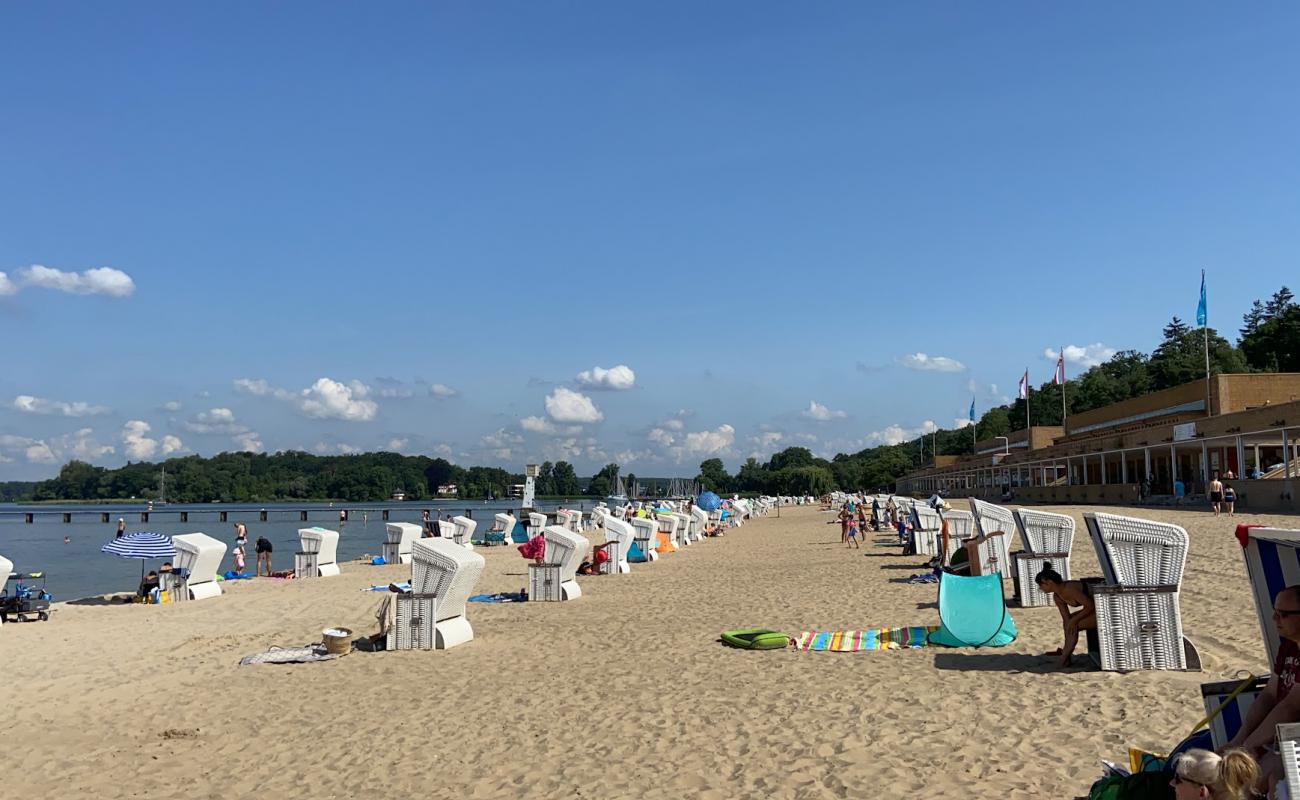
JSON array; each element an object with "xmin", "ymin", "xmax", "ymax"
[
  {"xmin": 696, "ymin": 458, "xmax": 732, "ymax": 493},
  {"xmin": 1241, "ymin": 305, "xmax": 1300, "ymax": 373},
  {"xmin": 765, "ymin": 447, "xmax": 815, "ymax": 472},
  {"xmin": 1148, "ymin": 318, "xmax": 1246, "ymax": 390},
  {"xmin": 551, "ymin": 461, "xmax": 581, "ymax": 496},
  {"xmin": 735, "ymin": 457, "xmax": 768, "ymax": 493}
]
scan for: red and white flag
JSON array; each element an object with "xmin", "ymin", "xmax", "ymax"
[
  {"xmin": 1018, "ymin": 370, "xmax": 1029, "ymax": 399},
  {"xmin": 1052, "ymin": 352, "xmax": 1066, "ymax": 385}
]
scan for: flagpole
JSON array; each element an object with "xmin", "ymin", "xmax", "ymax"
[
  {"xmin": 1060, "ymin": 347, "xmax": 1068, "ymax": 428},
  {"xmin": 1025, "ymin": 366, "xmax": 1031, "ymax": 432},
  {"xmin": 1202, "ymin": 269, "xmax": 1212, "ymax": 416}
]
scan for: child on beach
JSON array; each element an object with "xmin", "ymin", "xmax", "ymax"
[
  {"xmin": 846, "ymin": 518, "xmax": 860, "ymax": 549},
  {"xmin": 232, "ymin": 543, "xmax": 246, "ymax": 575}
]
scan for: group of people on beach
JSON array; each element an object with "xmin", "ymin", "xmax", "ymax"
[{"xmin": 229, "ymin": 522, "xmax": 274, "ymax": 576}]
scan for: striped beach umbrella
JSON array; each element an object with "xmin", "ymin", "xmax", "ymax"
[{"xmin": 102, "ymin": 532, "xmax": 176, "ymax": 591}]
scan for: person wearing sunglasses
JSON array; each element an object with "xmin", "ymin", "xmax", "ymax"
[
  {"xmin": 1168, "ymin": 749, "xmax": 1258, "ymax": 800},
  {"xmin": 1224, "ymin": 585, "xmax": 1300, "ymax": 795}
]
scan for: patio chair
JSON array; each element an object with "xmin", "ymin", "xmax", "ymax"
[
  {"xmin": 171, "ymin": 532, "xmax": 227, "ymax": 600},
  {"xmin": 969, "ymin": 498, "xmax": 1016, "ymax": 579},
  {"xmin": 1011, "ymin": 509, "xmax": 1075, "ymax": 608},
  {"xmin": 1083, "ymin": 512, "xmax": 1198, "ymax": 671},
  {"xmin": 410, "ymin": 536, "xmax": 486, "ymax": 649}
]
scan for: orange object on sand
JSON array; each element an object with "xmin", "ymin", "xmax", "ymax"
[{"xmin": 656, "ymin": 532, "xmax": 677, "ymax": 554}]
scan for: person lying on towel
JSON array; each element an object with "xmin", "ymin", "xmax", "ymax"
[
  {"xmin": 1223, "ymin": 584, "xmax": 1300, "ymax": 798},
  {"xmin": 1034, "ymin": 565, "xmax": 1098, "ymax": 669}
]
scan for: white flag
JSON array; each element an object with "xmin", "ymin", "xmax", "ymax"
[{"xmin": 1018, "ymin": 370, "xmax": 1029, "ymax": 400}]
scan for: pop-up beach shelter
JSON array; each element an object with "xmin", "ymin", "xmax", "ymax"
[{"xmin": 927, "ymin": 572, "xmax": 1017, "ymax": 647}]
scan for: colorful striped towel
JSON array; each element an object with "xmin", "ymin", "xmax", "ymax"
[{"xmin": 793, "ymin": 626, "xmax": 938, "ymax": 652}]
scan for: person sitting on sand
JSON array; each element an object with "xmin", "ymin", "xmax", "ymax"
[
  {"xmin": 1034, "ymin": 564, "xmax": 1097, "ymax": 669},
  {"xmin": 577, "ymin": 542, "xmax": 614, "ymax": 575},
  {"xmin": 138, "ymin": 570, "xmax": 160, "ymax": 598},
  {"xmin": 1224, "ymin": 584, "xmax": 1300, "ymax": 796}
]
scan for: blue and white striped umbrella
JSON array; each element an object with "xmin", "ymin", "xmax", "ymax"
[{"xmin": 101, "ymin": 532, "xmax": 175, "ymax": 560}]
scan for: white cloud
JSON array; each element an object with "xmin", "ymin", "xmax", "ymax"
[
  {"xmin": 430, "ymin": 384, "xmax": 459, "ymax": 399},
  {"xmin": 1045, "ymin": 343, "xmax": 1118, "ymax": 369},
  {"xmin": 374, "ymin": 378, "xmax": 415, "ymax": 399},
  {"xmin": 161, "ymin": 435, "xmax": 185, "ymax": 455},
  {"xmin": 312, "ymin": 442, "xmax": 361, "ymax": 456},
  {"xmin": 11, "ymin": 394, "xmax": 110, "ymax": 417},
  {"xmin": 184, "ymin": 407, "xmax": 250, "ymax": 435},
  {"xmin": 25, "ymin": 442, "xmax": 56, "ymax": 464},
  {"xmin": 575, "ymin": 364, "xmax": 636, "ymax": 391},
  {"xmin": 386, "ymin": 438, "xmax": 409, "ymax": 451},
  {"xmin": 481, "ymin": 428, "xmax": 524, "ymax": 449},
  {"xmin": 863, "ymin": 419, "xmax": 939, "ymax": 447},
  {"xmin": 521, "ymin": 415, "xmax": 556, "ymax": 434},
  {"xmin": 0, "ymin": 430, "xmax": 115, "ymax": 465},
  {"xmin": 235, "ymin": 377, "xmax": 378, "ymax": 422},
  {"xmin": 2, "ymin": 265, "xmax": 136, "ymax": 297},
  {"xmin": 122, "ymin": 420, "xmax": 165, "ymax": 460},
  {"xmin": 745, "ymin": 430, "xmax": 785, "ymax": 460},
  {"xmin": 162, "ymin": 400, "xmax": 183, "ymax": 412},
  {"xmin": 233, "ymin": 431, "xmax": 264, "ymax": 453},
  {"xmin": 899, "ymin": 353, "xmax": 966, "ymax": 373},
  {"xmin": 648, "ymin": 427, "xmax": 676, "ymax": 447},
  {"xmin": 953, "ymin": 419, "xmax": 974, "ymax": 429},
  {"xmin": 801, "ymin": 401, "xmax": 847, "ymax": 421},
  {"xmin": 431, "ymin": 443, "xmax": 453, "ymax": 457},
  {"xmin": 683, "ymin": 424, "xmax": 735, "ymax": 456},
  {"xmin": 544, "ymin": 387, "xmax": 603, "ymax": 424}
]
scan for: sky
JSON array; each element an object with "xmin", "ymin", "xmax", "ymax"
[{"xmin": 1, "ymin": 2, "xmax": 1297, "ymax": 480}]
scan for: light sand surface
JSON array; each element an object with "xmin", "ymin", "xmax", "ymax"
[{"xmin": 2, "ymin": 503, "xmax": 1294, "ymax": 799}]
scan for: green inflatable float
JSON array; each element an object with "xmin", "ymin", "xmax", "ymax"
[
  {"xmin": 927, "ymin": 572, "xmax": 1017, "ymax": 647},
  {"xmin": 721, "ymin": 629, "xmax": 790, "ymax": 650}
]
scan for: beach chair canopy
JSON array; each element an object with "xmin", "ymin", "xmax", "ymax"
[
  {"xmin": 385, "ymin": 523, "xmax": 421, "ymax": 555},
  {"xmin": 1083, "ymin": 513, "xmax": 1187, "ymax": 587},
  {"xmin": 172, "ymin": 532, "xmax": 227, "ymax": 599},
  {"xmin": 1014, "ymin": 509, "xmax": 1074, "ymax": 555},
  {"xmin": 543, "ymin": 526, "xmax": 587, "ymax": 583},
  {"xmin": 411, "ymin": 537, "xmax": 486, "ymax": 622},
  {"xmin": 1237, "ymin": 526, "xmax": 1300, "ymax": 666},
  {"xmin": 939, "ymin": 508, "xmax": 975, "ymax": 540},
  {"xmin": 451, "ymin": 516, "xmax": 476, "ymax": 546},
  {"xmin": 298, "ymin": 527, "xmax": 339, "ymax": 565}
]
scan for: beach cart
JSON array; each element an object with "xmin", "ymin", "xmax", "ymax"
[{"xmin": 1, "ymin": 571, "xmax": 52, "ymax": 623}]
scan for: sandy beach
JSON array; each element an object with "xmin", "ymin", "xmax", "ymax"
[{"xmin": 1, "ymin": 503, "xmax": 1292, "ymax": 799}]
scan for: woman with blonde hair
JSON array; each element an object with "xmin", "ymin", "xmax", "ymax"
[
  {"xmin": 1087, "ymin": 747, "xmax": 1258, "ymax": 800},
  {"xmin": 1168, "ymin": 748, "xmax": 1258, "ymax": 800}
]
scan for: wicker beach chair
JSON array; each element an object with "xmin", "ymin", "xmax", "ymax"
[
  {"xmin": 1083, "ymin": 512, "xmax": 1197, "ymax": 671},
  {"xmin": 171, "ymin": 533, "xmax": 227, "ymax": 600},
  {"xmin": 658, "ymin": 513, "xmax": 687, "ymax": 548},
  {"xmin": 627, "ymin": 517, "xmax": 659, "ymax": 562},
  {"xmin": 669, "ymin": 511, "xmax": 693, "ymax": 545},
  {"xmin": 0, "ymin": 553, "xmax": 10, "ymax": 629},
  {"xmin": 540, "ymin": 525, "xmax": 587, "ymax": 601},
  {"xmin": 969, "ymin": 499, "xmax": 1016, "ymax": 579},
  {"xmin": 298, "ymin": 527, "xmax": 341, "ymax": 577},
  {"xmin": 383, "ymin": 522, "xmax": 421, "ymax": 565},
  {"xmin": 479, "ymin": 513, "xmax": 515, "ymax": 547},
  {"xmin": 938, "ymin": 508, "xmax": 974, "ymax": 562},
  {"xmin": 690, "ymin": 506, "xmax": 709, "ymax": 539},
  {"xmin": 910, "ymin": 504, "xmax": 943, "ymax": 556},
  {"xmin": 602, "ymin": 517, "xmax": 635, "ymax": 573},
  {"xmin": 410, "ymin": 536, "xmax": 486, "ymax": 649},
  {"xmin": 1010, "ymin": 509, "xmax": 1075, "ymax": 608},
  {"xmin": 451, "ymin": 515, "xmax": 476, "ymax": 549},
  {"xmin": 1197, "ymin": 526, "xmax": 1300, "ymax": 748}
]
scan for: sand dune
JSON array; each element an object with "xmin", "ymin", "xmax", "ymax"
[{"xmin": 1, "ymin": 503, "xmax": 1290, "ymax": 798}]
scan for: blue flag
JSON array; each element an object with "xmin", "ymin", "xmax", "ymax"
[
  {"xmin": 1196, "ymin": 270, "xmax": 1207, "ymax": 327},
  {"xmin": 969, "ymin": 397, "xmax": 976, "ymax": 422}
]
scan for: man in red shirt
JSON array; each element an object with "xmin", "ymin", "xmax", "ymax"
[{"xmin": 1225, "ymin": 584, "xmax": 1300, "ymax": 793}]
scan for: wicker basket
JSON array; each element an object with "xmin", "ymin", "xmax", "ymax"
[{"xmin": 528, "ymin": 563, "xmax": 563, "ymax": 602}]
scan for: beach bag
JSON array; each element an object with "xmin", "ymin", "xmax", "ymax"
[{"xmin": 1087, "ymin": 771, "xmax": 1172, "ymax": 800}]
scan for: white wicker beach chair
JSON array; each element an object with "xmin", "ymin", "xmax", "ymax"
[
  {"xmin": 0, "ymin": 553, "xmax": 10, "ymax": 629},
  {"xmin": 1011, "ymin": 509, "xmax": 1075, "ymax": 608},
  {"xmin": 171, "ymin": 533, "xmax": 227, "ymax": 600},
  {"xmin": 969, "ymin": 498, "xmax": 1016, "ymax": 579},
  {"xmin": 528, "ymin": 512, "xmax": 548, "ymax": 541},
  {"xmin": 590, "ymin": 506, "xmax": 607, "ymax": 531},
  {"xmin": 670, "ymin": 512, "xmax": 693, "ymax": 545},
  {"xmin": 938, "ymin": 508, "xmax": 974, "ymax": 561},
  {"xmin": 910, "ymin": 504, "xmax": 942, "ymax": 556},
  {"xmin": 555, "ymin": 509, "xmax": 579, "ymax": 533},
  {"xmin": 628, "ymin": 517, "xmax": 659, "ymax": 562},
  {"xmin": 1083, "ymin": 512, "xmax": 1196, "ymax": 671},
  {"xmin": 298, "ymin": 527, "xmax": 340, "ymax": 577},
  {"xmin": 410, "ymin": 536, "xmax": 486, "ymax": 649},
  {"xmin": 481, "ymin": 513, "xmax": 515, "ymax": 546},
  {"xmin": 690, "ymin": 507, "xmax": 708, "ymax": 540},
  {"xmin": 384, "ymin": 522, "xmax": 421, "ymax": 565},
  {"xmin": 541, "ymin": 525, "xmax": 587, "ymax": 601},
  {"xmin": 451, "ymin": 515, "xmax": 476, "ymax": 549},
  {"xmin": 1279, "ymin": 723, "xmax": 1300, "ymax": 800},
  {"xmin": 602, "ymin": 517, "xmax": 635, "ymax": 573},
  {"xmin": 659, "ymin": 513, "xmax": 687, "ymax": 548}
]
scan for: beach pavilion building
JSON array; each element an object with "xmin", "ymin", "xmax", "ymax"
[{"xmin": 895, "ymin": 374, "xmax": 1300, "ymax": 513}]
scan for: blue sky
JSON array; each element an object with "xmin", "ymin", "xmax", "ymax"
[{"xmin": 1, "ymin": 2, "xmax": 1297, "ymax": 480}]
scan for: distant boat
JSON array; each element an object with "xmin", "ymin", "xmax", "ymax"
[
  {"xmin": 153, "ymin": 467, "xmax": 168, "ymax": 507},
  {"xmin": 606, "ymin": 471, "xmax": 628, "ymax": 507}
]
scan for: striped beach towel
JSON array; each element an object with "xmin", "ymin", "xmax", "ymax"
[{"xmin": 793, "ymin": 626, "xmax": 938, "ymax": 652}]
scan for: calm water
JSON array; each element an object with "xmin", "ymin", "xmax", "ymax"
[{"xmin": 0, "ymin": 499, "xmax": 592, "ymax": 600}]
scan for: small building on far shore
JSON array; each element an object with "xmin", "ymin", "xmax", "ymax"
[
  {"xmin": 391, "ymin": 489, "xmax": 406, "ymax": 501},
  {"xmin": 436, "ymin": 484, "xmax": 458, "ymax": 496}
]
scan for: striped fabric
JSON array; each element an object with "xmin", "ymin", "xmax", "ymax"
[
  {"xmin": 793, "ymin": 626, "xmax": 938, "ymax": 652},
  {"xmin": 101, "ymin": 532, "xmax": 175, "ymax": 559}
]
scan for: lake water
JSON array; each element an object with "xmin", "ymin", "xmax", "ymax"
[{"xmin": 0, "ymin": 499, "xmax": 593, "ymax": 600}]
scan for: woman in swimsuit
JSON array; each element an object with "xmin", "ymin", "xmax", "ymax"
[{"xmin": 1034, "ymin": 564, "xmax": 1097, "ymax": 669}]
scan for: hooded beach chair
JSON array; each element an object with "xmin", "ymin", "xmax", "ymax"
[
  {"xmin": 602, "ymin": 516, "xmax": 635, "ymax": 573},
  {"xmin": 410, "ymin": 536, "xmax": 486, "ymax": 649},
  {"xmin": 171, "ymin": 533, "xmax": 227, "ymax": 600},
  {"xmin": 1010, "ymin": 509, "xmax": 1075, "ymax": 607},
  {"xmin": 383, "ymin": 522, "xmax": 421, "ymax": 565},
  {"xmin": 539, "ymin": 525, "xmax": 587, "ymax": 601},
  {"xmin": 435, "ymin": 519, "xmax": 456, "ymax": 539},
  {"xmin": 658, "ymin": 513, "xmax": 687, "ymax": 548},
  {"xmin": 528, "ymin": 512, "xmax": 549, "ymax": 542},
  {"xmin": 690, "ymin": 506, "xmax": 709, "ymax": 540},
  {"xmin": 1199, "ymin": 526, "xmax": 1300, "ymax": 749},
  {"xmin": 969, "ymin": 498, "xmax": 1016, "ymax": 579},
  {"xmin": 910, "ymin": 504, "xmax": 943, "ymax": 556},
  {"xmin": 938, "ymin": 508, "xmax": 974, "ymax": 562},
  {"xmin": 298, "ymin": 527, "xmax": 340, "ymax": 577},
  {"xmin": 670, "ymin": 512, "xmax": 693, "ymax": 545},
  {"xmin": 556, "ymin": 509, "xmax": 580, "ymax": 533},
  {"xmin": 1083, "ymin": 512, "xmax": 1197, "ymax": 671},
  {"xmin": 451, "ymin": 515, "xmax": 476, "ymax": 549},
  {"xmin": 628, "ymin": 517, "xmax": 659, "ymax": 562},
  {"xmin": 477, "ymin": 513, "xmax": 515, "ymax": 546},
  {"xmin": 0, "ymin": 553, "xmax": 12, "ymax": 629}
]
